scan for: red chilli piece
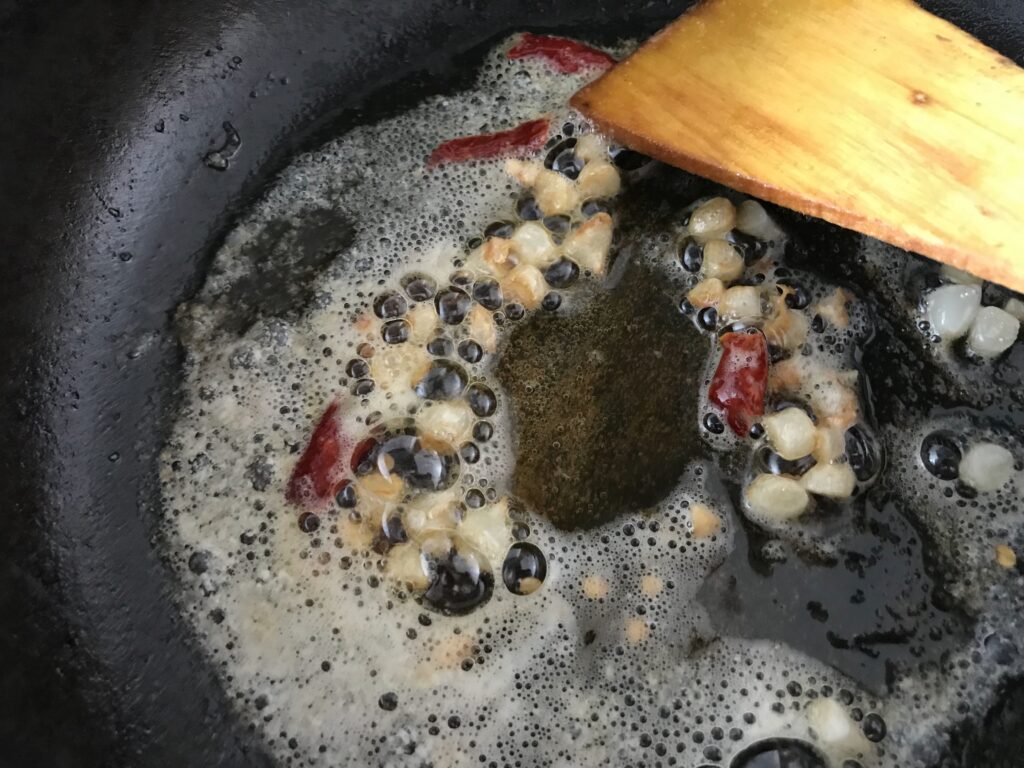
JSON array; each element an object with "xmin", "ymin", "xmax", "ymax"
[
  {"xmin": 708, "ymin": 331, "xmax": 769, "ymax": 436},
  {"xmin": 286, "ymin": 401, "xmax": 350, "ymax": 508},
  {"xmin": 507, "ymin": 33, "xmax": 616, "ymax": 74},
  {"xmin": 426, "ymin": 117, "xmax": 550, "ymax": 168}
]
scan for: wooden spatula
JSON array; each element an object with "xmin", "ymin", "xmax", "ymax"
[{"xmin": 571, "ymin": 0, "xmax": 1024, "ymax": 292}]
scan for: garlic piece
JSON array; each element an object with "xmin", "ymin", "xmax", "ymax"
[
  {"xmin": 576, "ymin": 160, "xmax": 621, "ymax": 200},
  {"xmin": 574, "ymin": 133, "xmax": 608, "ymax": 163},
  {"xmin": 358, "ymin": 471, "xmax": 405, "ymax": 502},
  {"xmin": 509, "ymin": 221, "xmax": 558, "ymax": 268},
  {"xmin": 501, "ymin": 263, "xmax": 547, "ymax": 309},
  {"xmin": 960, "ymin": 442, "xmax": 1015, "ymax": 492},
  {"xmin": 926, "ymin": 284, "xmax": 981, "ymax": 339},
  {"xmin": 806, "ymin": 698, "xmax": 871, "ymax": 755},
  {"xmin": 405, "ymin": 490, "xmax": 462, "ymax": 537},
  {"xmin": 466, "ymin": 236, "xmax": 514, "ymax": 278},
  {"xmin": 563, "ymin": 212, "xmax": 613, "ymax": 275},
  {"xmin": 417, "ymin": 400, "xmax": 474, "ymax": 445},
  {"xmin": 371, "ymin": 344, "xmax": 430, "ymax": 391},
  {"xmin": 941, "ymin": 263, "xmax": 983, "ymax": 285},
  {"xmin": 687, "ymin": 197, "xmax": 736, "ymax": 241},
  {"xmin": 582, "ymin": 574, "xmax": 609, "ymax": 599},
  {"xmin": 385, "ymin": 542, "xmax": 430, "ymax": 590},
  {"xmin": 625, "ymin": 617, "xmax": 650, "ymax": 644},
  {"xmin": 467, "ymin": 304, "xmax": 498, "ymax": 352},
  {"xmin": 1005, "ymin": 297, "xmax": 1024, "ymax": 322},
  {"xmin": 702, "ymin": 239, "xmax": 744, "ymax": 281},
  {"xmin": 813, "ymin": 287, "xmax": 852, "ymax": 329},
  {"xmin": 458, "ymin": 502, "xmax": 512, "ymax": 572},
  {"xmin": 641, "ymin": 574, "xmax": 663, "ymax": 596},
  {"xmin": 687, "ymin": 277, "xmax": 725, "ymax": 309},
  {"xmin": 801, "ymin": 462, "xmax": 856, "ymax": 498},
  {"xmin": 505, "ymin": 158, "xmax": 579, "ymax": 215},
  {"xmin": 718, "ymin": 285, "xmax": 761, "ymax": 321},
  {"xmin": 996, "ymin": 544, "xmax": 1017, "ymax": 569},
  {"xmin": 968, "ymin": 305, "xmax": 1020, "ymax": 358},
  {"xmin": 406, "ymin": 302, "xmax": 438, "ymax": 344},
  {"xmin": 691, "ymin": 504, "xmax": 723, "ymax": 538},
  {"xmin": 813, "ymin": 427, "xmax": 846, "ymax": 464},
  {"xmin": 744, "ymin": 474, "xmax": 809, "ymax": 521},
  {"xmin": 736, "ymin": 200, "xmax": 782, "ymax": 242},
  {"xmin": 764, "ymin": 305, "xmax": 809, "ymax": 350},
  {"xmin": 762, "ymin": 408, "xmax": 817, "ymax": 460}
]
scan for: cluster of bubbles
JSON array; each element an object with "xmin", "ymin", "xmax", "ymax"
[{"xmin": 160, "ymin": 34, "xmax": 1023, "ymax": 768}]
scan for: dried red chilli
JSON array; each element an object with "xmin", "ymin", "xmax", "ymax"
[
  {"xmin": 507, "ymin": 33, "xmax": 616, "ymax": 74},
  {"xmin": 286, "ymin": 401, "xmax": 350, "ymax": 507},
  {"xmin": 708, "ymin": 331, "xmax": 769, "ymax": 436},
  {"xmin": 426, "ymin": 118, "xmax": 550, "ymax": 167}
]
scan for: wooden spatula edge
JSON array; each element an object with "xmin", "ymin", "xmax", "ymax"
[{"xmin": 571, "ymin": 0, "xmax": 1024, "ymax": 293}]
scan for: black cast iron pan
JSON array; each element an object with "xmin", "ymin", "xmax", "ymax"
[{"xmin": 1, "ymin": 1, "xmax": 1023, "ymax": 765}]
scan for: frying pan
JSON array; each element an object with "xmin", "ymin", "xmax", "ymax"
[{"xmin": 1, "ymin": 0, "xmax": 1022, "ymax": 765}]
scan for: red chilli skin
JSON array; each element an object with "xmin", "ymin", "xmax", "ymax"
[
  {"xmin": 507, "ymin": 33, "xmax": 616, "ymax": 74},
  {"xmin": 286, "ymin": 401, "xmax": 350, "ymax": 507},
  {"xmin": 708, "ymin": 331, "xmax": 769, "ymax": 436},
  {"xmin": 426, "ymin": 117, "xmax": 550, "ymax": 167}
]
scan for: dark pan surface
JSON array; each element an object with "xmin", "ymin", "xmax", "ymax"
[{"xmin": 0, "ymin": 1, "xmax": 1022, "ymax": 766}]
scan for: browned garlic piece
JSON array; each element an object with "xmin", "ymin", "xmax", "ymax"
[
  {"xmin": 687, "ymin": 278, "xmax": 725, "ymax": 308},
  {"xmin": 563, "ymin": 212, "xmax": 613, "ymax": 275},
  {"xmin": 501, "ymin": 263, "xmax": 547, "ymax": 308},
  {"xmin": 505, "ymin": 159, "xmax": 579, "ymax": 215}
]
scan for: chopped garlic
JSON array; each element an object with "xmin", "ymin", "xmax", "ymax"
[
  {"xmin": 406, "ymin": 302, "xmax": 438, "ymax": 344},
  {"xmin": 510, "ymin": 221, "xmax": 558, "ymax": 268},
  {"xmin": 813, "ymin": 287, "xmax": 852, "ymax": 329},
  {"xmin": 687, "ymin": 277, "xmax": 725, "ymax": 309},
  {"xmin": 744, "ymin": 474, "xmax": 809, "ymax": 521},
  {"xmin": 582, "ymin": 574, "xmax": 609, "ymax": 599},
  {"xmin": 370, "ymin": 344, "xmax": 430, "ymax": 391},
  {"xmin": 968, "ymin": 306, "xmax": 1020, "ymax": 358},
  {"xmin": 563, "ymin": 212, "xmax": 613, "ymax": 275},
  {"xmin": 687, "ymin": 197, "xmax": 736, "ymax": 241},
  {"xmin": 718, "ymin": 285, "xmax": 761, "ymax": 321},
  {"xmin": 501, "ymin": 263, "xmax": 547, "ymax": 309},
  {"xmin": 458, "ymin": 501, "xmax": 512, "ymax": 571},
  {"xmin": 1005, "ymin": 297, "xmax": 1024, "ymax": 322},
  {"xmin": 358, "ymin": 471, "xmax": 405, "ymax": 502},
  {"xmin": 404, "ymin": 491, "xmax": 462, "ymax": 539},
  {"xmin": 813, "ymin": 427, "xmax": 847, "ymax": 464},
  {"xmin": 960, "ymin": 442, "xmax": 1015, "ymax": 492},
  {"xmin": 573, "ymin": 133, "xmax": 608, "ymax": 163},
  {"xmin": 806, "ymin": 698, "xmax": 870, "ymax": 755},
  {"xmin": 505, "ymin": 158, "xmax": 579, "ymax": 215},
  {"xmin": 417, "ymin": 400, "xmax": 474, "ymax": 446},
  {"xmin": 691, "ymin": 503, "xmax": 723, "ymax": 538},
  {"xmin": 926, "ymin": 284, "xmax": 981, "ymax": 340},
  {"xmin": 801, "ymin": 462, "xmax": 856, "ymax": 498},
  {"xmin": 467, "ymin": 304, "xmax": 498, "ymax": 352},
  {"xmin": 736, "ymin": 200, "xmax": 782, "ymax": 241},
  {"xmin": 763, "ymin": 408, "xmax": 817, "ymax": 460},
  {"xmin": 385, "ymin": 542, "xmax": 430, "ymax": 589},
  {"xmin": 941, "ymin": 263, "xmax": 983, "ymax": 286},
  {"xmin": 576, "ymin": 160, "xmax": 621, "ymax": 200},
  {"xmin": 641, "ymin": 574, "xmax": 663, "ymax": 596},
  {"xmin": 702, "ymin": 239, "xmax": 744, "ymax": 282},
  {"xmin": 625, "ymin": 617, "xmax": 650, "ymax": 644},
  {"xmin": 764, "ymin": 305, "xmax": 809, "ymax": 351},
  {"xmin": 996, "ymin": 545, "xmax": 1017, "ymax": 569},
  {"xmin": 464, "ymin": 236, "xmax": 514, "ymax": 278}
]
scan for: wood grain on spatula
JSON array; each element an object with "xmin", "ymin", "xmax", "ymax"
[{"xmin": 571, "ymin": 0, "xmax": 1024, "ymax": 292}]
